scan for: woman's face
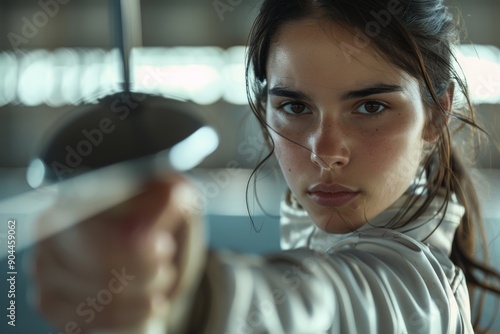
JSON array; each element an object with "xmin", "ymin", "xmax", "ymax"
[{"xmin": 266, "ymin": 19, "xmax": 432, "ymax": 233}]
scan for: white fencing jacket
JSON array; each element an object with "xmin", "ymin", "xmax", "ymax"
[{"xmin": 182, "ymin": 190, "xmax": 474, "ymax": 333}]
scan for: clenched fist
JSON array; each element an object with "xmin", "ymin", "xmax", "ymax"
[{"xmin": 33, "ymin": 175, "xmax": 205, "ymax": 333}]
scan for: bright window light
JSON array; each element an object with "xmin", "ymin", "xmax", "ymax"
[
  {"xmin": 1, "ymin": 45, "xmax": 500, "ymax": 107},
  {"xmin": 165, "ymin": 126, "xmax": 219, "ymax": 171},
  {"xmin": 17, "ymin": 50, "xmax": 51, "ymax": 106},
  {"xmin": 0, "ymin": 52, "xmax": 17, "ymax": 106},
  {"xmin": 132, "ymin": 47, "xmax": 225, "ymax": 105},
  {"xmin": 223, "ymin": 46, "xmax": 247, "ymax": 105},
  {"xmin": 456, "ymin": 45, "xmax": 500, "ymax": 105}
]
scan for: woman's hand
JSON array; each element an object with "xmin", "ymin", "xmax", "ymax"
[{"xmin": 33, "ymin": 174, "xmax": 205, "ymax": 333}]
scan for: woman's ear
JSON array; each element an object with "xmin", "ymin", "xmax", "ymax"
[
  {"xmin": 440, "ymin": 82, "xmax": 454, "ymax": 124},
  {"xmin": 423, "ymin": 82, "xmax": 454, "ymax": 142}
]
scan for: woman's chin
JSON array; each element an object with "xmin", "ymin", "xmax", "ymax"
[
  {"xmin": 310, "ymin": 211, "xmax": 367, "ymax": 234},
  {"xmin": 304, "ymin": 200, "xmax": 369, "ymax": 234}
]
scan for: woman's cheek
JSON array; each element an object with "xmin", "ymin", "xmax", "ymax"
[
  {"xmin": 273, "ymin": 137, "xmax": 306, "ymax": 186},
  {"xmin": 374, "ymin": 137, "xmax": 422, "ymax": 194},
  {"xmin": 274, "ymin": 138, "xmax": 296, "ymax": 170}
]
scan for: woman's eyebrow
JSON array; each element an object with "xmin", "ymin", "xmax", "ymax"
[
  {"xmin": 268, "ymin": 86, "xmax": 312, "ymax": 101},
  {"xmin": 268, "ymin": 83, "xmax": 404, "ymax": 101},
  {"xmin": 341, "ymin": 83, "xmax": 404, "ymax": 100}
]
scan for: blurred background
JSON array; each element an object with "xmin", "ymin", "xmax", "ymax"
[{"xmin": 0, "ymin": 0, "xmax": 498, "ymax": 332}]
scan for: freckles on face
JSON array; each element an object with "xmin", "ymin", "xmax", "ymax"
[{"xmin": 265, "ymin": 19, "xmax": 428, "ymax": 233}]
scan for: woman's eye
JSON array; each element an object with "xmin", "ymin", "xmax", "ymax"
[
  {"xmin": 357, "ymin": 101, "xmax": 386, "ymax": 115},
  {"xmin": 280, "ymin": 102, "xmax": 310, "ymax": 115}
]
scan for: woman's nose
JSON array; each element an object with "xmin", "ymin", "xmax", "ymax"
[{"xmin": 309, "ymin": 120, "xmax": 350, "ymax": 170}]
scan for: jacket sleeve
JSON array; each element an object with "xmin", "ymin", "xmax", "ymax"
[{"xmin": 185, "ymin": 230, "xmax": 472, "ymax": 334}]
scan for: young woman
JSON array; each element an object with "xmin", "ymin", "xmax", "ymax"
[{"xmin": 34, "ymin": 0, "xmax": 500, "ymax": 333}]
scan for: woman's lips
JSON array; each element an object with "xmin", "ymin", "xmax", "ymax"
[{"xmin": 307, "ymin": 183, "xmax": 360, "ymax": 207}]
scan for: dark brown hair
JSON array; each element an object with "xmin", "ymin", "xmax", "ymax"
[{"xmin": 245, "ymin": 0, "xmax": 500, "ymax": 331}]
